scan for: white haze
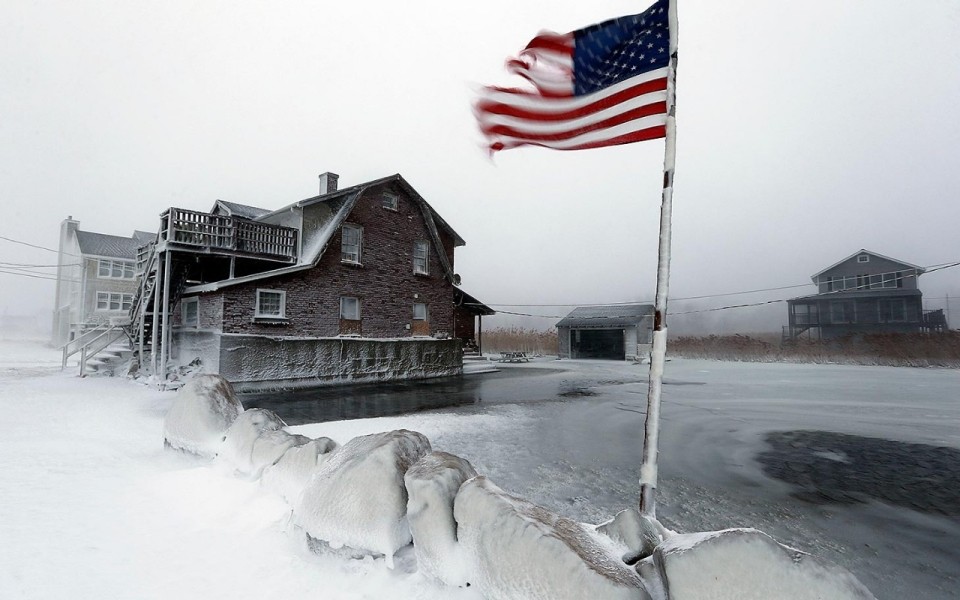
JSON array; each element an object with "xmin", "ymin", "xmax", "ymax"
[{"xmin": 1, "ymin": 0, "xmax": 958, "ymax": 336}]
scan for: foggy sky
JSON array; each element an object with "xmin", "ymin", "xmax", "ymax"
[{"xmin": 2, "ymin": 0, "xmax": 958, "ymax": 335}]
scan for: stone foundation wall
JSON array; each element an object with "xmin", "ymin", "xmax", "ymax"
[{"xmin": 214, "ymin": 334, "xmax": 462, "ymax": 392}]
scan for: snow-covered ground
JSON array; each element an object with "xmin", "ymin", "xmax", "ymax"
[{"xmin": 2, "ymin": 339, "xmax": 958, "ymax": 598}]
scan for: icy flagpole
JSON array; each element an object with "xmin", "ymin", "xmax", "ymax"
[{"xmin": 639, "ymin": 0, "xmax": 679, "ymax": 518}]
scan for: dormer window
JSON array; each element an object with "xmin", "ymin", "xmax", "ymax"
[{"xmin": 857, "ymin": 254, "xmax": 870, "ymax": 263}]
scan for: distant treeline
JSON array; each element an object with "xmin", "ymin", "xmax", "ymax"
[
  {"xmin": 481, "ymin": 327, "xmax": 559, "ymax": 356},
  {"xmin": 668, "ymin": 332, "xmax": 960, "ymax": 368}
]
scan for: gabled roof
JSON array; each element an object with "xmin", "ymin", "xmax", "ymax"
[
  {"xmin": 556, "ymin": 304, "xmax": 654, "ymax": 328},
  {"xmin": 185, "ymin": 174, "xmax": 465, "ymax": 294},
  {"xmin": 75, "ymin": 230, "xmax": 146, "ymax": 259},
  {"xmin": 133, "ymin": 230, "xmax": 155, "ymax": 245},
  {"xmin": 811, "ymin": 249, "xmax": 924, "ymax": 281},
  {"xmin": 211, "ymin": 200, "xmax": 271, "ymax": 220}
]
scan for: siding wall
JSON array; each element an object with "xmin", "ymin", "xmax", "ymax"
[{"xmin": 816, "ymin": 254, "xmax": 920, "ymax": 293}]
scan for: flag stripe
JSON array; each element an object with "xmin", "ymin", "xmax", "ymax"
[
  {"xmin": 482, "ymin": 110, "xmax": 666, "ymax": 145},
  {"xmin": 478, "ymin": 74, "xmax": 667, "ymax": 122},
  {"xmin": 478, "ymin": 96, "xmax": 667, "ymax": 139},
  {"xmin": 492, "ymin": 124, "xmax": 666, "ymax": 152}
]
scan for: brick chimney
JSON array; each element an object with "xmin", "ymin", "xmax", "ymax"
[{"xmin": 319, "ymin": 172, "xmax": 339, "ymax": 195}]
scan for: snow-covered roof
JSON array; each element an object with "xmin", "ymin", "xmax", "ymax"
[
  {"xmin": 75, "ymin": 230, "xmax": 148, "ymax": 259},
  {"xmin": 810, "ymin": 249, "xmax": 924, "ymax": 281},
  {"xmin": 211, "ymin": 200, "xmax": 272, "ymax": 220},
  {"xmin": 556, "ymin": 304, "xmax": 654, "ymax": 328}
]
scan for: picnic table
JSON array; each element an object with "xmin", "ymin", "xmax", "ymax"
[{"xmin": 498, "ymin": 351, "xmax": 531, "ymax": 363}]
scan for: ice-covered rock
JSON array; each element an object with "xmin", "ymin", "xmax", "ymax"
[
  {"xmin": 454, "ymin": 476, "xmax": 651, "ymax": 600},
  {"xmin": 643, "ymin": 528, "xmax": 876, "ymax": 600},
  {"xmin": 261, "ymin": 437, "xmax": 338, "ymax": 505},
  {"xmin": 216, "ymin": 408, "xmax": 289, "ymax": 477},
  {"xmin": 295, "ymin": 429, "xmax": 431, "ymax": 567},
  {"xmin": 404, "ymin": 451, "xmax": 477, "ymax": 586},
  {"xmin": 162, "ymin": 374, "xmax": 243, "ymax": 458},
  {"xmin": 596, "ymin": 508, "xmax": 671, "ymax": 563}
]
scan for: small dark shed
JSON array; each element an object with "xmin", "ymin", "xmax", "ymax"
[{"xmin": 556, "ymin": 304, "xmax": 654, "ymax": 361}]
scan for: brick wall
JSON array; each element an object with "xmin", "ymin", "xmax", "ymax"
[{"xmin": 216, "ymin": 183, "xmax": 457, "ymax": 338}]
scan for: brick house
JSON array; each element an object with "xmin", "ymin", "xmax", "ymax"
[
  {"xmin": 784, "ymin": 249, "xmax": 945, "ymax": 341},
  {"xmin": 130, "ymin": 173, "xmax": 491, "ymax": 390}
]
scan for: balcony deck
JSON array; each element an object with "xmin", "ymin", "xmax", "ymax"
[{"xmin": 152, "ymin": 208, "xmax": 298, "ymax": 263}]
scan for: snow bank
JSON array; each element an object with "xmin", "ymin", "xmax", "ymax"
[
  {"xmin": 454, "ymin": 476, "xmax": 651, "ymax": 600},
  {"xmin": 216, "ymin": 408, "xmax": 291, "ymax": 477},
  {"xmin": 295, "ymin": 429, "xmax": 431, "ymax": 567},
  {"xmin": 595, "ymin": 508, "xmax": 671, "ymax": 563},
  {"xmin": 261, "ymin": 437, "xmax": 338, "ymax": 505},
  {"xmin": 162, "ymin": 374, "xmax": 243, "ymax": 458},
  {"xmin": 645, "ymin": 528, "xmax": 876, "ymax": 600},
  {"xmin": 404, "ymin": 451, "xmax": 477, "ymax": 586}
]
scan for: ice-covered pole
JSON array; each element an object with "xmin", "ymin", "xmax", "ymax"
[{"xmin": 639, "ymin": 0, "xmax": 679, "ymax": 518}]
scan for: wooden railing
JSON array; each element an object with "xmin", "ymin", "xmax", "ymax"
[{"xmin": 160, "ymin": 208, "xmax": 297, "ymax": 261}]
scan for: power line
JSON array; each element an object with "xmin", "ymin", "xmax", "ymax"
[
  {"xmin": 0, "ymin": 268, "xmax": 75, "ymax": 283},
  {"xmin": 0, "ymin": 235, "xmax": 68, "ymax": 256}
]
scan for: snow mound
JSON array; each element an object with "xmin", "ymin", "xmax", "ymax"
[
  {"xmin": 162, "ymin": 374, "xmax": 243, "ymax": 458},
  {"xmin": 261, "ymin": 437, "xmax": 339, "ymax": 505},
  {"xmin": 596, "ymin": 508, "xmax": 671, "ymax": 563},
  {"xmin": 216, "ymin": 408, "xmax": 288, "ymax": 477},
  {"xmin": 454, "ymin": 476, "xmax": 651, "ymax": 600},
  {"xmin": 295, "ymin": 429, "xmax": 431, "ymax": 567},
  {"xmin": 404, "ymin": 451, "xmax": 477, "ymax": 586},
  {"xmin": 645, "ymin": 528, "xmax": 876, "ymax": 600}
]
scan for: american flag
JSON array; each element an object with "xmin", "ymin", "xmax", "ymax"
[{"xmin": 476, "ymin": 0, "xmax": 672, "ymax": 152}]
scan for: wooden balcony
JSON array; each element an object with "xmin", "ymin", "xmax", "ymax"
[{"xmin": 157, "ymin": 208, "xmax": 298, "ymax": 263}]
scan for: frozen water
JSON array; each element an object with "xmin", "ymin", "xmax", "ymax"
[
  {"xmin": 295, "ymin": 429, "xmax": 431, "ymax": 567},
  {"xmin": 216, "ymin": 408, "xmax": 287, "ymax": 477},
  {"xmin": 261, "ymin": 437, "xmax": 338, "ymax": 505},
  {"xmin": 645, "ymin": 528, "xmax": 876, "ymax": 600},
  {"xmin": 454, "ymin": 475, "xmax": 651, "ymax": 600},
  {"xmin": 595, "ymin": 508, "xmax": 672, "ymax": 563},
  {"xmin": 404, "ymin": 451, "xmax": 477, "ymax": 586},
  {"xmin": 162, "ymin": 374, "xmax": 242, "ymax": 458}
]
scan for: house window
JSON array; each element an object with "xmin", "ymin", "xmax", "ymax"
[
  {"xmin": 98, "ymin": 259, "xmax": 135, "ymax": 279},
  {"xmin": 182, "ymin": 297, "xmax": 199, "ymax": 327},
  {"xmin": 857, "ymin": 254, "xmax": 870, "ymax": 263},
  {"xmin": 340, "ymin": 296, "xmax": 360, "ymax": 320},
  {"xmin": 830, "ymin": 301, "xmax": 855, "ymax": 323},
  {"xmin": 413, "ymin": 303, "xmax": 428, "ymax": 321},
  {"xmin": 856, "ymin": 274, "xmax": 871, "ymax": 290},
  {"xmin": 382, "ymin": 192, "xmax": 399, "ymax": 211},
  {"xmin": 341, "ymin": 224, "xmax": 362, "ymax": 264},
  {"xmin": 792, "ymin": 303, "xmax": 817, "ymax": 325},
  {"xmin": 255, "ymin": 289, "xmax": 285, "ymax": 319},
  {"xmin": 413, "ymin": 240, "xmax": 429, "ymax": 275},
  {"xmin": 882, "ymin": 272, "xmax": 898, "ymax": 289},
  {"xmin": 96, "ymin": 292, "xmax": 133, "ymax": 311},
  {"xmin": 879, "ymin": 299, "xmax": 907, "ymax": 322}
]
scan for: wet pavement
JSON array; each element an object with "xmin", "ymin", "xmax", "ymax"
[{"xmin": 244, "ymin": 358, "xmax": 960, "ymax": 600}]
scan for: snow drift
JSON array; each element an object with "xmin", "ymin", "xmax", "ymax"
[
  {"xmin": 295, "ymin": 429, "xmax": 431, "ymax": 567},
  {"xmin": 404, "ymin": 451, "xmax": 477, "ymax": 586},
  {"xmin": 162, "ymin": 374, "xmax": 243, "ymax": 458},
  {"xmin": 642, "ymin": 528, "xmax": 877, "ymax": 600},
  {"xmin": 261, "ymin": 437, "xmax": 339, "ymax": 505},
  {"xmin": 454, "ymin": 476, "xmax": 651, "ymax": 600}
]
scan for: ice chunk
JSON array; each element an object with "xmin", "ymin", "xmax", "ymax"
[
  {"xmin": 216, "ymin": 408, "xmax": 287, "ymax": 477},
  {"xmin": 404, "ymin": 451, "xmax": 477, "ymax": 586},
  {"xmin": 295, "ymin": 429, "xmax": 431, "ymax": 567},
  {"xmin": 645, "ymin": 528, "xmax": 876, "ymax": 600},
  {"xmin": 162, "ymin": 374, "xmax": 242, "ymax": 458},
  {"xmin": 595, "ymin": 508, "xmax": 671, "ymax": 563},
  {"xmin": 261, "ymin": 437, "xmax": 338, "ymax": 505},
  {"xmin": 454, "ymin": 476, "xmax": 651, "ymax": 600}
]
